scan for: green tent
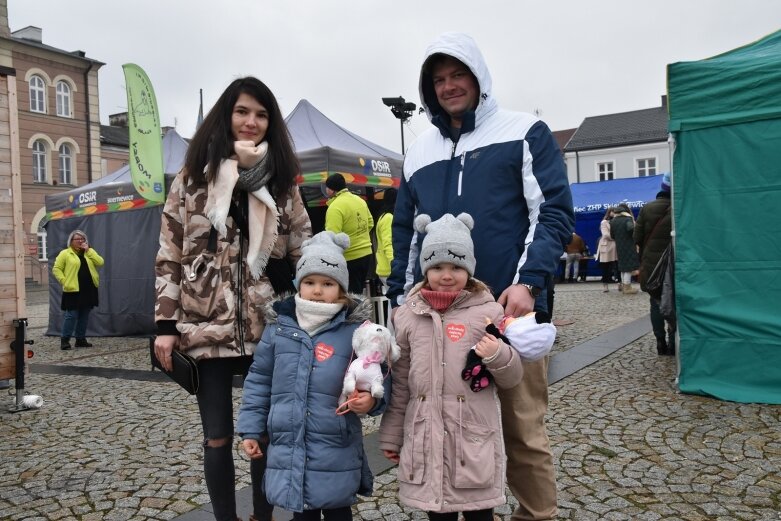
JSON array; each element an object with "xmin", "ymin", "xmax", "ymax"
[{"xmin": 667, "ymin": 29, "xmax": 781, "ymax": 404}]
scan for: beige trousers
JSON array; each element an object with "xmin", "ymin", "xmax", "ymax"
[{"xmin": 498, "ymin": 356, "xmax": 557, "ymax": 520}]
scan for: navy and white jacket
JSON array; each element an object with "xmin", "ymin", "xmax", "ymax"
[
  {"xmin": 387, "ymin": 33, "xmax": 574, "ymax": 308},
  {"xmin": 237, "ymin": 296, "xmax": 386, "ymax": 512}
]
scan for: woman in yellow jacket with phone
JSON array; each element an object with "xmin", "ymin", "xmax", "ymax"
[{"xmin": 52, "ymin": 229, "xmax": 104, "ymax": 350}]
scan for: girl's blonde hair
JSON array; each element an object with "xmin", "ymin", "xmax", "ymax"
[{"xmin": 334, "ymin": 289, "xmax": 351, "ymax": 307}]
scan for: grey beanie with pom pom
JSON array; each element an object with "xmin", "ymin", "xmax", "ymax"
[
  {"xmin": 415, "ymin": 213, "xmax": 476, "ymax": 276},
  {"xmin": 295, "ymin": 231, "xmax": 351, "ymax": 292}
]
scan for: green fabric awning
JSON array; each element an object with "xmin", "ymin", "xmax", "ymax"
[{"xmin": 667, "ymin": 29, "xmax": 781, "ymax": 404}]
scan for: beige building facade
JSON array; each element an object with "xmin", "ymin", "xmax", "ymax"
[
  {"xmin": 0, "ymin": 6, "xmax": 103, "ymax": 285},
  {"xmin": 0, "ymin": 0, "xmax": 25, "ymax": 379}
]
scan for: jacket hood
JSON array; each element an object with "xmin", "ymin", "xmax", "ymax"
[
  {"xmin": 263, "ymin": 293, "xmax": 373, "ymax": 325},
  {"xmin": 419, "ymin": 32, "xmax": 497, "ymax": 132}
]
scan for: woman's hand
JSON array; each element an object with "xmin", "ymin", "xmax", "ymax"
[
  {"xmin": 234, "ymin": 140, "xmax": 267, "ymax": 168},
  {"xmin": 154, "ymin": 335, "xmax": 179, "ymax": 372},
  {"xmin": 475, "ymin": 333, "xmax": 500, "ymax": 359},
  {"xmin": 382, "ymin": 450, "xmax": 400, "ymax": 463},
  {"xmin": 346, "ymin": 391, "xmax": 376, "ymax": 415}
]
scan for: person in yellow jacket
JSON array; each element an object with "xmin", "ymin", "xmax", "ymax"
[
  {"xmin": 52, "ymin": 229, "xmax": 104, "ymax": 350},
  {"xmin": 324, "ymin": 173, "xmax": 374, "ymax": 293},
  {"xmin": 374, "ymin": 188, "xmax": 397, "ymax": 294}
]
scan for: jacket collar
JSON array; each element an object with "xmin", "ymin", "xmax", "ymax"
[
  {"xmin": 405, "ymin": 283, "xmax": 494, "ymax": 315},
  {"xmin": 326, "ymin": 188, "xmax": 350, "ymax": 207}
]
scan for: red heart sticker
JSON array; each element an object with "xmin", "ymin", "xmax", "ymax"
[
  {"xmin": 314, "ymin": 342, "xmax": 334, "ymax": 362},
  {"xmin": 446, "ymin": 323, "xmax": 466, "ymax": 342}
]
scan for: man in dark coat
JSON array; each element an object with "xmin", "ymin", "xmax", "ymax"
[{"xmin": 634, "ymin": 173, "xmax": 675, "ymax": 355}]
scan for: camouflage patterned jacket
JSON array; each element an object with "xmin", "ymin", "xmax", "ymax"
[{"xmin": 155, "ymin": 169, "xmax": 312, "ymax": 359}]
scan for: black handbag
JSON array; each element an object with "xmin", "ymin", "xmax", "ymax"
[
  {"xmin": 646, "ymin": 243, "xmax": 671, "ymax": 300},
  {"xmin": 151, "ymin": 345, "xmax": 200, "ymax": 395}
]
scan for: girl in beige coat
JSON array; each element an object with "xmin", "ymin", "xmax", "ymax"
[
  {"xmin": 595, "ymin": 207, "xmax": 618, "ymax": 292},
  {"xmin": 378, "ymin": 213, "xmax": 524, "ymax": 521}
]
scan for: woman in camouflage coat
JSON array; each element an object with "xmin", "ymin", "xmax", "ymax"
[{"xmin": 154, "ymin": 77, "xmax": 311, "ymax": 521}]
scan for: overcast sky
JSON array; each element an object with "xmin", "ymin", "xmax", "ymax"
[{"xmin": 9, "ymin": 1, "xmax": 781, "ymax": 153}]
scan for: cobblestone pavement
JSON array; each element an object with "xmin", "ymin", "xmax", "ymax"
[{"xmin": 1, "ymin": 284, "xmax": 779, "ymax": 520}]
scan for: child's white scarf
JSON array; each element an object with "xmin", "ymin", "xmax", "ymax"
[{"xmin": 294, "ymin": 295, "xmax": 343, "ymax": 335}]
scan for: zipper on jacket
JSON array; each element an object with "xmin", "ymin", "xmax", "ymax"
[
  {"xmin": 457, "ymin": 152, "xmax": 466, "ymax": 197},
  {"xmin": 237, "ymin": 227, "xmax": 246, "ymax": 355},
  {"xmin": 457, "ymin": 395, "xmax": 465, "ymax": 466}
]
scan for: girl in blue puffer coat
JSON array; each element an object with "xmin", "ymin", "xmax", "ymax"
[{"xmin": 237, "ymin": 231, "xmax": 385, "ymax": 521}]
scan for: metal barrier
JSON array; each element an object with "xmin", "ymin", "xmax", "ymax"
[{"xmin": 364, "ymin": 280, "xmax": 389, "ymax": 327}]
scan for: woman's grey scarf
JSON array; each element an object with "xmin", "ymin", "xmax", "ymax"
[{"xmin": 236, "ymin": 153, "xmax": 272, "ymax": 193}]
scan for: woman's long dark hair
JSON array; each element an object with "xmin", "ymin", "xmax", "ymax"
[{"xmin": 184, "ymin": 76, "xmax": 299, "ymax": 199}]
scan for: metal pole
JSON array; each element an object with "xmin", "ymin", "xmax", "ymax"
[
  {"xmin": 399, "ymin": 119, "xmax": 405, "ymax": 155},
  {"xmin": 13, "ymin": 319, "xmax": 25, "ymax": 406},
  {"xmin": 9, "ymin": 318, "xmax": 35, "ymax": 413}
]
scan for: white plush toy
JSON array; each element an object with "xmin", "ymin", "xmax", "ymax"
[{"xmin": 339, "ymin": 321, "xmax": 400, "ymax": 406}]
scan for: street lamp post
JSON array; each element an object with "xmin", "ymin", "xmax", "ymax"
[{"xmin": 381, "ymin": 96, "xmax": 416, "ymax": 154}]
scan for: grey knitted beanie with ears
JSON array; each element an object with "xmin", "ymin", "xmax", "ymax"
[
  {"xmin": 415, "ymin": 213, "xmax": 476, "ymax": 276},
  {"xmin": 295, "ymin": 231, "xmax": 351, "ymax": 292}
]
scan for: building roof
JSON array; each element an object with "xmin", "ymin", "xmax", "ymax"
[
  {"xmin": 7, "ymin": 27, "xmax": 103, "ymax": 65},
  {"xmin": 552, "ymin": 128, "xmax": 577, "ymax": 153},
  {"xmin": 100, "ymin": 125, "xmax": 128, "ymax": 147},
  {"xmin": 564, "ymin": 103, "xmax": 668, "ymax": 152}
]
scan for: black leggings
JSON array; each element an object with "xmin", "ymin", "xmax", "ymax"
[
  {"xmin": 346, "ymin": 255, "xmax": 371, "ymax": 294},
  {"xmin": 197, "ymin": 356, "xmax": 273, "ymax": 521},
  {"xmin": 427, "ymin": 510, "xmax": 493, "ymax": 521},
  {"xmin": 293, "ymin": 506, "xmax": 352, "ymax": 521},
  {"xmin": 599, "ymin": 261, "xmax": 617, "ymax": 283}
]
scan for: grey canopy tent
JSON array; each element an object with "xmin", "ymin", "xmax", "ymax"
[
  {"xmin": 285, "ymin": 99, "xmax": 403, "ymax": 207},
  {"xmin": 44, "ymin": 129, "xmax": 188, "ymax": 337}
]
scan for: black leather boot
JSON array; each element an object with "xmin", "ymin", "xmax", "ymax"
[
  {"xmin": 75, "ymin": 338, "xmax": 93, "ymax": 348},
  {"xmin": 665, "ymin": 336, "xmax": 676, "ymax": 356},
  {"xmin": 655, "ymin": 337, "xmax": 668, "ymax": 356},
  {"xmin": 61, "ymin": 337, "xmax": 72, "ymax": 350}
]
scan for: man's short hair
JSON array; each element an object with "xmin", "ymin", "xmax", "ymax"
[
  {"xmin": 325, "ymin": 173, "xmax": 346, "ymax": 191},
  {"xmin": 423, "ymin": 53, "xmax": 471, "ymax": 77}
]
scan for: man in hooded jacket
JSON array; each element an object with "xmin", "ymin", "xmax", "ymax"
[{"xmin": 387, "ymin": 33, "xmax": 574, "ymax": 520}]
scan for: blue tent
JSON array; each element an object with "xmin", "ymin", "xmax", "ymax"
[{"xmin": 570, "ymin": 175, "xmax": 666, "ymax": 277}]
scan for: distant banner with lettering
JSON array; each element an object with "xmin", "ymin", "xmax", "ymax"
[{"xmin": 122, "ymin": 63, "xmax": 165, "ymax": 203}]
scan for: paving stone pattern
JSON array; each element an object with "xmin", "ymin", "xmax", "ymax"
[{"xmin": 1, "ymin": 285, "xmax": 779, "ymax": 520}]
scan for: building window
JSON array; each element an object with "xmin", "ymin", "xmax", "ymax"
[
  {"xmin": 32, "ymin": 140, "xmax": 47, "ymax": 183},
  {"xmin": 598, "ymin": 162, "xmax": 614, "ymax": 181},
  {"xmin": 37, "ymin": 232, "xmax": 48, "ymax": 261},
  {"xmin": 59, "ymin": 144, "xmax": 73, "ymax": 184},
  {"xmin": 37, "ymin": 219, "xmax": 49, "ymax": 261},
  {"xmin": 29, "ymin": 75, "xmax": 46, "ymax": 113},
  {"xmin": 56, "ymin": 81, "xmax": 72, "ymax": 117},
  {"xmin": 637, "ymin": 158, "xmax": 657, "ymax": 177}
]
